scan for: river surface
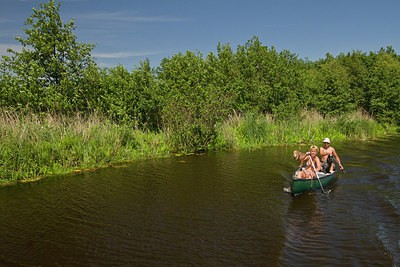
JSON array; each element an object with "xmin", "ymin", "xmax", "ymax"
[{"xmin": 0, "ymin": 135, "xmax": 399, "ymax": 266}]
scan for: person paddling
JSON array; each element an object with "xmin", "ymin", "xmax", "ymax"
[
  {"xmin": 296, "ymin": 145, "xmax": 321, "ymax": 179},
  {"xmin": 320, "ymin": 138, "xmax": 344, "ymax": 173}
]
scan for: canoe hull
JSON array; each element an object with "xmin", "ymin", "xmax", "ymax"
[{"xmin": 292, "ymin": 170, "xmax": 337, "ymax": 195}]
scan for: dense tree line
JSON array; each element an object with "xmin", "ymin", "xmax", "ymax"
[{"xmin": 1, "ymin": 1, "xmax": 399, "ymax": 151}]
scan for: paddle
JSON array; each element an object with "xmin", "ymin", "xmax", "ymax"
[
  {"xmin": 332, "ymin": 156, "xmax": 345, "ymax": 173},
  {"xmin": 309, "ymin": 154, "xmax": 330, "ymax": 194}
]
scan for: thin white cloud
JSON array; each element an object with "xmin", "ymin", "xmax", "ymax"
[
  {"xmin": 93, "ymin": 51, "xmax": 160, "ymax": 59},
  {"xmin": 84, "ymin": 12, "xmax": 186, "ymax": 23}
]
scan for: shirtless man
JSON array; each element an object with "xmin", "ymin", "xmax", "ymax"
[{"xmin": 320, "ymin": 138, "xmax": 344, "ymax": 173}]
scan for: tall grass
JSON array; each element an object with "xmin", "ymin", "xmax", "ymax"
[
  {"xmin": 0, "ymin": 109, "xmax": 397, "ymax": 184},
  {"xmin": 215, "ymin": 109, "xmax": 397, "ymax": 149},
  {"xmin": 0, "ymin": 110, "xmax": 170, "ymax": 184}
]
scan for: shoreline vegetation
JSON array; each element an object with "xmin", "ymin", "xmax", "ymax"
[
  {"xmin": 0, "ymin": 109, "xmax": 397, "ymax": 186},
  {"xmin": 1, "ymin": 1, "xmax": 400, "ymax": 185}
]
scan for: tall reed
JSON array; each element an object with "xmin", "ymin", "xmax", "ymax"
[
  {"xmin": 215, "ymin": 109, "xmax": 397, "ymax": 149},
  {"xmin": 0, "ymin": 109, "xmax": 396, "ymax": 184},
  {"xmin": 0, "ymin": 110, "xmax": 170, "ymax": 184}
]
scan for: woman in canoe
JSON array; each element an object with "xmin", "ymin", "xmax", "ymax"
[{"xmin": 296, "ymin": 145, "xmax": 321, "ymax": 179}]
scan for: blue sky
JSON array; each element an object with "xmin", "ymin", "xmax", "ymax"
[{"xmin": 1, "ymin": 0, "xmax": 399, "ymax": 69}]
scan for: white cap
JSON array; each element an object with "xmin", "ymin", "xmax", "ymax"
[{"xmin": 323, "ymin": 138, "xmax": 331, "ymax": 143}]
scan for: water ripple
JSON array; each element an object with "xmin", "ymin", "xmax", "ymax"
[{"xmin": 0, "ymin": 136, "xmax": 399, "ymax": 265}]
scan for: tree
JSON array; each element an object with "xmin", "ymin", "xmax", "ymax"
[
  {"xmin": 302, "ymin": 56, "xmax": 354, "ymax": 116},
  {"xmin": 337, "ymin": 51, "xmax": 369, "ymax": 110},
  {"xmin": 367, "ymin": 52, "xmax": 400, "ymax": 124},
  {"xmin": 157, "ymin": 51, "xmax": 230, "ymax": 151},
  {"xmin": 234, "ymin": 36, "xmax": 303, "ymax": 117},
  {"xmin": 1, "ymin": 0, "xmax": 95, "ymax": 112},
  {"xmin": 96, "ymin": 61, "xmax": 162, "ymax": 130}
]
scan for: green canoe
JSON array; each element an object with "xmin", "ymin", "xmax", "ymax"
[{"xmin": 291, "ymin": 169, "xmax": 337, "ymax": 195}]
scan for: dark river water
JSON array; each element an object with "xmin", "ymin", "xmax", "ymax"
[{"xmin": 0, "ymin": 135, "xmax": 399, "ymax": 266}]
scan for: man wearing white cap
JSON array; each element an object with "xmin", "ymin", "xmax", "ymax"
[{"xmin": 320, "ymin": 138, "xmax": 344, "ymax": 173}]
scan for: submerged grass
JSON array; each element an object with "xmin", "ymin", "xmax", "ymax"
[{"xmin": 0, "ymin": 109, "xmax": 397, "ymax": 185}]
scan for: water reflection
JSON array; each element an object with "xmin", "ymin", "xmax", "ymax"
[
  {"xmin": 0, "ymin": 135, "xmax": 399, "ymax": 265},
  {"xmin": 281, "ymin": 194, "xmax": 327, "ymax": 264}
]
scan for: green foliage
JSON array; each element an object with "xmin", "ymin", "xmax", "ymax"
[
  {"xmin": 337, "ymin": 50, "xmax": 369, "ymax": 110},
  {"xmin": 226, "ymin": 37, "xmax": 304, "ymax": 117},
  {"xmin": 0, "ymin": 0, "xmax": 399, "ymax": 166},
  {"xmin": 0, "ymin": 0, "xmax": 95, "ymax": 113},
  {"xmin": 237, "ymin": 112, "xmax": 271, "ymax": 145},
  {"xmin": 302, "ymin": 56, "xmax": 355, "ymax": 116},
  {"xmin": 215, "ymin": 109, "xmax": 394, "ymax": 150},
  {"xmin": 158, "ymin": 51, "xmax": 231, "ymax": 151},
  {"xmin": 0, "ymin": 111, "xmax": 170, "ymax": 183},
  {"xmin": 1, "ymin": 0, "xmax": 399, "ymax": 184},
  {"xmin": 93, "ymin": 61, "xmax": 162, "ymax": 130},
  {"xmin": 367, "ymin": 52, "xmax": 400, "ymax": 124}
]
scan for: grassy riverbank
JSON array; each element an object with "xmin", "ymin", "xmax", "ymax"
[
  {"xmin": 0, "ymin": 111, "xmax": 170, "ymax": 185},
  {"xmin": 0, "ymin": 110, "xmax": 397, "ymax": 185},
  {"xmin": 216, "ymin": 110, "xmax": 397, "ymax": 149}
]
